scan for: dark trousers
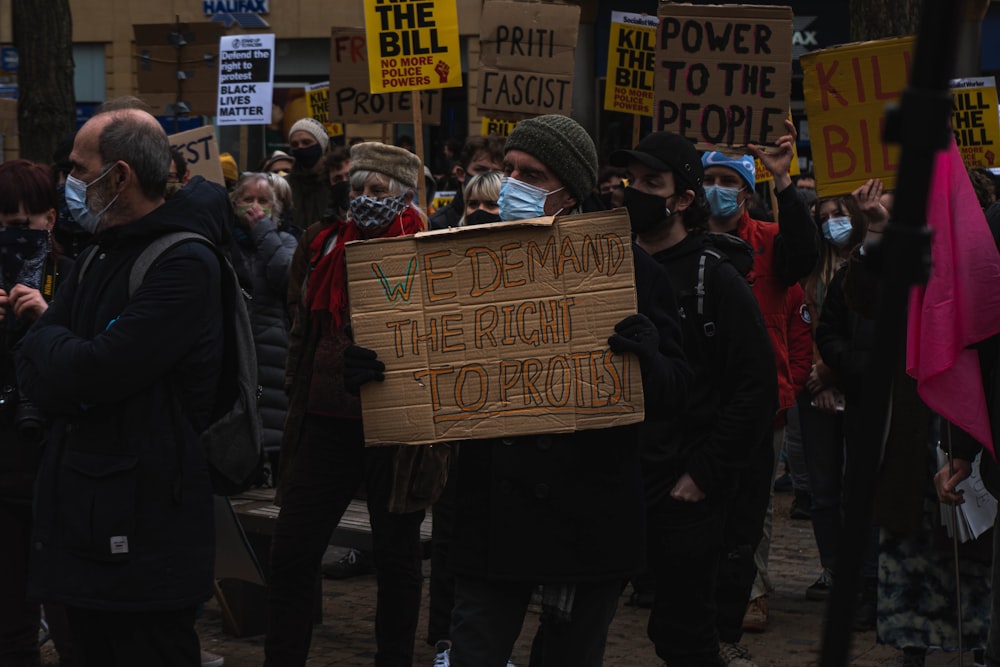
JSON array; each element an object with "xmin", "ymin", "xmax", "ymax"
[
  {"xmin": 716, "ymin": 430, "xmax": 774, "ymax": 643},
  {"xmin": 449, "ymin": 578, "xmax": 621, "ymax": 667},
  {"xmin": 427, "ymin": 456, "xmax": 457, "ymax": 646},
  {"xmin": 797, "ymin": 393, "xmax": 845, "ymax": 571},
  {"xmin": 646, "ymin": 496, "xmax": 725, "ymax": 667},
  {"xmin": 264, "ymin": 416, "xmax": 424, "ymax": 667},
  {"xmin": 65, "ymin": 605, "xmax": 198, "ymax": 667}
]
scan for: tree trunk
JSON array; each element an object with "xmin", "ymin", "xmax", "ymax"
[
  {"xmin": 12, "ymin": 0, "xmax": 75, "ymax": 162},
  {"xmin": 849, "ymin": 0, "xmax": 922, "ymax": 41}
]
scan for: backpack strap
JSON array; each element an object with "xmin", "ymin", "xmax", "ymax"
[
  {"xmin": 75, "ymin": 245, "xmax": 101, "ymax": 286},
  {"xmin": 128, "ymin": 231, "xmax": 210, "ymax": 298},
  {"xmin": 697, "ymin": 248, "xmax": 723, "ymax": 338}
]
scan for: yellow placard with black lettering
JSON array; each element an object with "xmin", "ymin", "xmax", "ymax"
[
  {"xmin": 481, "ymin": 116, "xmax": 519, "ymax": 137},
  {"xmin": 604, "ymin": 12, "xmax": 657, "ymax": 117},
  {"xmin": 304, "ymin": 82, "xmax": 345, "ymax": 137},
  {"xmin": 346, "ymin": 210, "xmax": 644, "ymax": 445},
  {"xmin": 950, "ymin": 77, "xmax": 1000, "ymax": 168},
  {"xmin": 363, "ymin": 0, "xmax": 462, "ymax": 94}
]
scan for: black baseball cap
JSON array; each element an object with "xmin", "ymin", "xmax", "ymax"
[{"xmin": 610, "ymin": 132, "xmax": 704, "ymax": 193}]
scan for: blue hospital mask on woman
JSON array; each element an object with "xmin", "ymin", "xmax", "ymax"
[
  {"xmin": 822, "ymin": 216, "xmax": 854, "ymax": 247},
  {"xmin": 703, "ymin": 184, "xmax": 743, "ymax": 219},
  {"xmin": 498, "ymin": 177, "xmax": 563, "ymax": 221}
]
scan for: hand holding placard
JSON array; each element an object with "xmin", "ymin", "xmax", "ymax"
[{"xmin": 747, "ymin": 118, "xmax": 797, "ymax": 191}]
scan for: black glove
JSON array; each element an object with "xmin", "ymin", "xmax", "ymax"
[
  {"xmin": 607, "ymin": 313, "xmax": 660, "ymax": 362},
  {"xmin": 343, "ymin": 344, "xmax": 386, "ymax": 396}
]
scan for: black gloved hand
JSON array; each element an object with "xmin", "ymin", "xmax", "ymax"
[
  {"xmin": 343, "ymin": 344, "xmax": 386, "ymax": 396},
  {"xmin": 607, "ymin": 313, "xmax": 660, "ymax": 362}
]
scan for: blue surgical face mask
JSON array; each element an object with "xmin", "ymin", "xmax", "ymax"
[
  {"xmin": 822, "ymin": 216, "xmax": 853, "ymax": 247},
  {"xmin": 498, "ymin": 177, "xmax": 564, "ymax": 221},
  {"xmin": 704, "ymin": 184, "xmax": 743, "ymax": 219},
  {"xmin": 65, "ymin": 164, "xmax": 118, "ymax": 234}
]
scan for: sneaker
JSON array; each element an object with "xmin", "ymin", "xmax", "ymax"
[
  {"xmin": 719, "ymin": 642, "xmax": 756, "ymax": 667},
  {"xmin": 773, "ymin": 473, "xmax": 793, "ymax": 493},
  {"xmin": 741, "ymin": 596, "xmax": 768, "ymax": 633},
  {"xmin": 806, "ymin": 568, "xmax": 834, "ymax": 601},
  {"xmin": 790, "ymin": 491, "xmax": 812, "ymax": 520},
  {"xmin": 200, "ymin": 650, "xmax": 225, "ymax": 667},
  {"xmin": 322, "ymin": 548, "xmax": 374, "ymax": 579},
  {"xmin": 433, "ymin": 640, "xmax": 451, "ymax": 667},
  {"xmin": 893, "ymin": 648, "xmax": 926, "ymax": 666}
]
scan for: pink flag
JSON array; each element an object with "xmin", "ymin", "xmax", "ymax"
[{"xmin": 906, "ymin": 141, "xmax": 1000, "ymax": 454}]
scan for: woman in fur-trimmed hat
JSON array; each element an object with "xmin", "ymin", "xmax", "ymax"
[{"xmin": 266, "ymin": 141, "xmax": 426, "ymax": 666}]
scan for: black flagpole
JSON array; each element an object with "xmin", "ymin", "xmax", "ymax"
[{"xmin": 818, "ymin": 1, "xmax": 966, "ymax": 665}]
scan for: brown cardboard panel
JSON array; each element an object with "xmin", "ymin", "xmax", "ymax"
[
  {"xmin": 143, "ymin": 91, "xmax": 220, "ymax": 117},
  {"xmin": 475, "ymin": 0, "xmax": 580, "ymax": 118},
  {"xmin": 346, "ymin": 209, "xmax": 644, "ymax": 446},
  {"xmin": 137, "ymin": 44, "xmax": 220, "ymax": 93},
  {"xmin": 653, "ymin": 3, "xmax": 793, "ymax": 150},
  {"xmin": 330, "ymin": 28, "xmax": 442, "ymax": 125},
  {"xmin": 168, "ymin": 125, "xmax": 225, "ymax": 185}
]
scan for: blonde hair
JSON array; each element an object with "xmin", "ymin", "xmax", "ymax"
[{"xmin": 459, "ymin": 171, "xmax": 503, "ymax": 226}]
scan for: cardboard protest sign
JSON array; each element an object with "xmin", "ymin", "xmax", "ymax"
[
  {"xmin": 653, "ymin": 4, "xmax": 793, "ymax": 151},
  {"xmin": 168, "ymin": 126, "xmax": 225, "ymax": 186},
  {"xmin": 330, "ymin": 28, "xmax": 442, "ymax": 124},
  {"xmin": 950, "ymin": 77, "xmax": 1000, "ymax": 169},
  {"xmin": 801, "ymin": 36, "xmax": 913, "ymax": 197},
  {"xmin": 481, "ymin": 116, "xmax": 518, "ymax": 137},
  {"xmin": 304, "ymin": 82, "xmax": 346, "ymax": 137},
  {"xmin": 363, "ymin": 0, "xmax": 462, "ymax": 94},
  {"xmin": 217, "ymin": 34, "xmax": 275, "ymax": 126},
  {"xmin": 477, "ymin": 0, "xmax": 580, "ymax": 118},
  {"xmin": 346, "ymin": 210, "xmax": 644, "ymax": 445},
  {"xmin": 604, "ymin": 12, "xmax": 657, "ymax": 117},
  {"xmin": 431, "ymin": 191, "xmax": 456, "ymax": 211}
]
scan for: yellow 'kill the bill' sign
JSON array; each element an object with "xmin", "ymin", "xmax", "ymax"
[{"xmin": 363, "ymin": 0, "xmax": 463, "ymax": 94}]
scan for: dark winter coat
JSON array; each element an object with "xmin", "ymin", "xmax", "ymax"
[
  {"xmin": 449, "ymin": 246, "xmax": 691, "ymax": 583},
  {"xmin": 642, "ymin": 231, "xmax": 777, "ymax": 506},
  {"xmin": 230, "ymin": 217, "xmax": 297, "ymax": 453},
  {"xmin": 16, "ymin": 177, "xmax": 228, "ymax": 611},
  {"xmin": 288, "ymin": 167, "xmax": 329, "ymax": 231}
]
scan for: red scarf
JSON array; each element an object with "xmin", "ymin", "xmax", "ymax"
[{"xmin": 305, "ymin": 207, "xmax": 425, "ymax": 330}]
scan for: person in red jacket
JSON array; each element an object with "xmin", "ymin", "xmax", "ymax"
[{"xmin": 701, "ymin": 119, "xmax": 819, "ymax": 654}]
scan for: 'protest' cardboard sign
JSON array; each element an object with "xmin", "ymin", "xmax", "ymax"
[
  {"xmin": 363, "ymin": 0, "xmax": 462, "ymax": 94},
  {"xmin": 168, "ymin": 125, "xmax": 224, "ymax": 186},
  {"xmin": 330, "ymin": 28, "xmax": 442, "ymax": 124},
  {"xmin": 346, "ymin": 210, "xmax": 644, "ymax": 445},
  {"xmin": 950, "ymin": 77, "xmax": 1000, "ymax": 169},
  {"xmin": 477, "ymin": 0, "xmax": 581, "ymax": 118},
  {"xmin": 801, "ymin": 36, "xmax": 913, "ymax": 197},
  {"xmin": 604, "ymin": 12, "xmax": 658, "ymax": 117},
  {"xmin": 653, "ymin": 4, "xmax": 793, "ymax": 150}
]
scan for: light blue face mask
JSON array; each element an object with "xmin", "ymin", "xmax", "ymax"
[
  {"xmin": 704, "ymin": 184, "xmax": 744, "ymax": 219},
  {"xmin": 822, "ymin": 216, "xmax": 854, "ymax": 247},
  {"xmin": 65, "ymin": 164, "xmax": 118, "ymax": 234},
  {"xmin": 498, "ymin": 177, "xmax": 564, "ymax": 221}
]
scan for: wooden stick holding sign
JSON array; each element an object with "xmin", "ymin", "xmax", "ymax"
[{"xmin": 413, "ymin": 91, "xmax": 425, "ymax": 204}]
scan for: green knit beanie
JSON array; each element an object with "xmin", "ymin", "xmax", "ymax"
[{"xmin": 504, "ymin": 115, "xmax": 598, "ymax": 205}]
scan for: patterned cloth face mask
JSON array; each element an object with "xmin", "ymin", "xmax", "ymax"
[{"xmin": 350, "ymin": 194, "xmax": 407, "ymax": 231}]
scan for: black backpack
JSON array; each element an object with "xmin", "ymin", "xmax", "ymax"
[
  {"xmin": 683, "ymin": 232, "xmax": 754, "ymax": 340},
  {"xmin": 79, "ymin": 231, "xmax": 263, "ymax": 495}
]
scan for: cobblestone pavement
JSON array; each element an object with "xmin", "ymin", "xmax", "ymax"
[{"xmin": 42, "ymin": 493, "xmax": 983, "ymax": 666}]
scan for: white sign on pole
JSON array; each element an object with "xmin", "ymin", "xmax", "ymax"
[{"xmin": 217, "ymin": 33, "xmax": 275, "ymax": 126}]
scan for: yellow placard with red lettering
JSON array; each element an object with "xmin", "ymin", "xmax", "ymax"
[
  {"xmin": 363, "ymin": 0, "xmax": 462, "ymax": 94},
  {"xmin": 603, "ymin": 12, "xmax": 657, "ymax": 117},
  {"xmin": 801, "ymin": 36, "xmax": 913, "ymax": 197}
]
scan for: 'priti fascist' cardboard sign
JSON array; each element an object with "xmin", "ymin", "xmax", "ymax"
[
  {"xmin": 604, "ymin": 12, "xmax": 658, "ymax": 117},
  {"xmin": 653, "ymin": 4, "xmax": 793, "ymax": 150},
  {"xmin": 330, "ymin": 28, "xmax": 442, "ymax": 124},
  {"xmin": 363, "ymin": 0, "xmax": 462, "ymax": 94},
  {"xmin": 950, "ymin": 77, "xmax": 1000, "ymax": 169},
  {"xmin": 801, "ymin": 36, "xmax": 913, "ymax": 197},
  {"xmin": 477, "ymin": 0, "xmax": 581, "ymax": 118},
  {"xmin": 346, "ymin": 210, "xmax": 644, "ymax": 445}
]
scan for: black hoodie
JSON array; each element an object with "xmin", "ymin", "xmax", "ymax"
[{"xmin": 16, "ymin": 176, "xmax": 228, "ymax": 611}]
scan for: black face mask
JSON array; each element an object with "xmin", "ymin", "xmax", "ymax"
[
  {"xmin": 464, "ymin": 209, "xmax": 503, "ymax": 227},
  {"xmin": 330, "ymin": 180, "xmax": 351, "ymax": 212},
  {"xmin": 292, "ymin": 144, "xmax": 323, "ymax": 170},
  {"xmin": 623, "ymin": 187, "xmax": 672, "ymax": 235}
]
